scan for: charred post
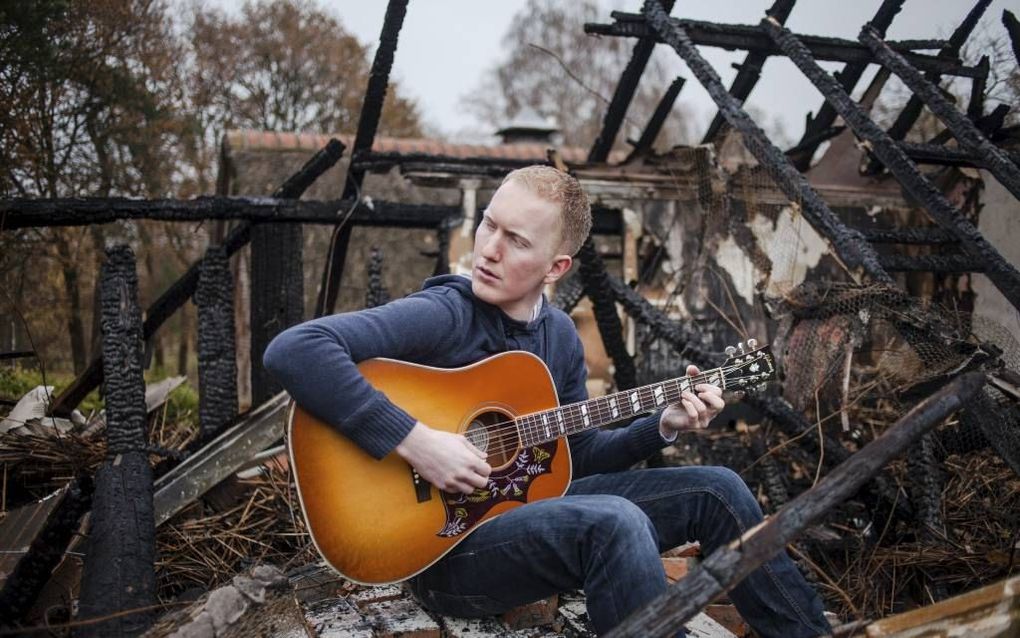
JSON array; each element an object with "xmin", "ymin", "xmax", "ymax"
[
  {"xmin": 789, "ymin": 0, "xmax": 904, "ymax": 170},
  {"xmin": 641, "ymin": 0, "xmax": 895, "ymax": 286},
  {"xmin": 760, "ymin": 16, "xmax": 1020, "ymax": 312},
  {"xmin": 860, "ymin": 26, "xmax": 1020, "ymax": 202},
  {"xmin": 863, "ymin": 0, "xmax": 991, "ymax": 175},
  {"xmin": 605, "ymin": 372, "xmax": 987, "ymax": 638},
  {"xmin": 589, "ymin": 0, "xmax": 675, "ymax": 163},
  {"xmin": 319, "ymin": 0, "xmax": 409, "ymax": 317},
  {"xmin": 195, "ymin": 246, "xmax": 238, "ymax": 443},
  {"xmin": 365, "ymin": 246, "xmax": 392, "ymax": 308},
  {"xmin": 578, "ymin": 239, "xmax": 637, "ymax": 391},
  {"xmin": 701, "ymin": 0, "xmax": 797, "ymax": 144},
  {"xmin": 47, "ymin": 139, "xmax": 345, "ymax": 418},
  {"xmin": 1005, "ymin": 10, "xmax": 1020, "ymax": 66},
  {"xmin": 78, "ymin": 245, "xmax": 157, "ymax": 637}
]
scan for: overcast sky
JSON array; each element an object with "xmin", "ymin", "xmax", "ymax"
[{"xmin": 211, "ymin": 1, "xmax": 1020, "ymax": 145}]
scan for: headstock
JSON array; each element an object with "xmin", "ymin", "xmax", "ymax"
[{"xmin": 721, "ymin": 339, "xmax": 775, "ymax": 391}]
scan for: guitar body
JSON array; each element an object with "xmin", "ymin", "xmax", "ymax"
[{"xmin": 288, "ymin": 350, "xmax": 572, "ymax": 585}]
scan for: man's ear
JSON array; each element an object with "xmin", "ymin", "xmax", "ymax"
[{"xmin": 543, "ymin": 254, "xmax": 573, "ymax": 284}]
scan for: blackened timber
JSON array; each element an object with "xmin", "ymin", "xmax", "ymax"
[
  {"xmin": 761, "ymin": 17, "xmax": 1020, "ymax": 311},
  {"xmin": 322, "ymin": 0, "xmax": 408, "ymax": 318},
  {"xmin": 196, "ymin": 246, "xmax": 238, "ymax": 443},
  {"xmin": 605, "ymin": 372, "xmax": 986, "ymax": 638},
  {"xmin": 701, "ymin": 0, "xmax": 797, "ymax": 144},
  {"xmin": 789, "ymin": 0, "xmax": 904, "ymax": 170},
  {"xmin": 78, "ymin": 245, "xmax": 157, "ymax": 637},
  {"xmin": 967, "ymin": 55, "xmax": 989, "ymax": 119},
  {"xmin": 898, "ymin": 141, "xmax": 1020, "ymax": 169},
  {"xmin": 626, "ymin": 76, "xmax": 686, "ymax": 161},
  {"xmin": 1005, "ymin": 10, "xmax": 1020, "ymax": 66},
  {"xmin": 864, "ymin": 0, "xmax": 991, "ymax": 175},
  {"xmin": 589, "ymin": 0, "xmax": 675, "ymax": 163},
  {"xmin": 858, "ymin": 226, "xmax": 957, "ymax": 245},
  {"xmin": 353, "ymin": 153, "xmax": 540, "ymax": 177},
  {"xmin": 578, "ymin": 239, "xmax": 636, "ymax": 391},
  {"xmin": 642, "ymin": 1, "xmax": 895, "ymax": 286},
  {"xmin": 586, "ymin": 15, "xmax": 980, "ymax": 77},
  {"xmin": 0, "ymin": 197, "xmax": 458, "ymax": 228},
  {"xmin": 879, "ymin": 253, "xmax": 986, "ymax": 272},
  {"xmin": 48, "ymin": 140, "xmax": 344, "ymax": 417},
  {"xmin": 860, "ymin": 26, "xmax": 1020, "ymax": 202}
]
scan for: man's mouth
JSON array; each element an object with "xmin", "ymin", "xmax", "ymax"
[{"xmin": 476, "ymin": 265, "xmax": 500, "ymax": 281}]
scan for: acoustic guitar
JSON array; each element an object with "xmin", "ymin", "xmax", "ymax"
[{"xmin": 288, "ymin": 339, "xmax": 774, "ymax": 585}]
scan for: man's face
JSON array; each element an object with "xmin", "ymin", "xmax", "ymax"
[{"xmin": 472, "ymin": 179, "xmax": 572, "ymax": 319}]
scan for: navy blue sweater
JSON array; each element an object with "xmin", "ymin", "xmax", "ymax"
[{"xmin": 263, "ymin": 275, "xmax": 669, "ymax": 478}]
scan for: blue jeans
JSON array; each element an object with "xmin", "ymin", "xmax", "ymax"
[{"xmin": 408, "ymin": 466, "xmax": 831, "ymax": 637}]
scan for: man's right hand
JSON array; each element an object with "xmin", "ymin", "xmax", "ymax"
[{"xmin": 395, "ymin": 422, "xmax": 492, "ymax": 495}]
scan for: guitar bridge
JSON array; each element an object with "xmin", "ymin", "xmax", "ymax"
[{"xmin": 410, "ymin": 467, "xmax": 432, "ymax": 503}]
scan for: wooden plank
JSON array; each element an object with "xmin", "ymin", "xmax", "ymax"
[
  {"xmin": 866, "ymin": 575, "xmax": 1020, "ymax": 637},
  {"xmin": 152, "ymin": 392, "xmax": 289, "ymax": 526}
]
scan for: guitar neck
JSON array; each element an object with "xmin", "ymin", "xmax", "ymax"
[{"xmin": 516, "ymin": 368, "xmax": 726, "ymax": 447}]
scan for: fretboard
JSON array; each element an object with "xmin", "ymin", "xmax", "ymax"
[{"xmin": 516, "ymin": 368, "xmax": 726, "ymax": 447}]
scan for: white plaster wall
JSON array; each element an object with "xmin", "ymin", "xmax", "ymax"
[{"xmin": 973, "ymin": 172, "xmax": 1020, "ymax": 349}]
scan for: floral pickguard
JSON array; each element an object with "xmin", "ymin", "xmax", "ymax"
[{"xmin": 437, "ymin": 441, "xmax": 558, "ymax": 538}]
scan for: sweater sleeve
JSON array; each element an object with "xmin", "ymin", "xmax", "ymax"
[
  {"xmin": 263, "ymin": 289, "xmax": 463, "ymax": 459},
  {"xmin": 559, "ymin": 333, "xmax": 671, "ymax": 478}
]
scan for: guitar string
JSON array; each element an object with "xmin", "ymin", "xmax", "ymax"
[
  {"xmin": 464, "ymin": 364, "xmax": 760, "ymax": 452},
  {"xmin": 469, "ymin": 369, "xmax": 733, "ymax": 453}
]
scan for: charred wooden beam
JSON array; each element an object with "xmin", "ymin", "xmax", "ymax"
[
  {"xmin": 899, "ymin": 140, "xmax": 1020, "ymax": 169},
  {"xmin": 641, "ymin": 1, "xmax": 895, "ymax": 286},
  {"xmin": 967, "ymin": 55, "xmax": 990, "ymax": 119},
  {"xmin": 589, "ymin": 0, "xmax": 674, "ymax": 163},
  {"xmin": 1005, "ymin": 10, "xmax": 1020, "ymax": 66},
  {"xmin": 320, "ymin": 0, "xmax": 408, "ymax": 317},
  {"xmin": 789, "ymin": 0, "xmax": 904, "ymax": 170},
  {"xmin": 250, "ymin": 221, "xmax": 304, "ymax": 406},
  {"xmin": 863, "ymin": 0, "xmax": 992, "ymax": 175},
  {"xmin": 195, "ymin": 246, "xmax": 238, "ymax": 443},
  {"xmin": 0, "ymin": 478, "xmax": 93, "ymax": 628},
  {"xmin": 153, "ymin": 393, "xmax": 290, "ymax": 526},
  {"xmin": 860, "ymin": 26, "xmax": 1020, "ymax": 202},
  {"xmin": 78, "ymin": 245, "xmax": 157, "ymax": 637},
  {"xmin": 606, "ymin": 371, "xmax": 986, "ymax": 638},
  {"xmin": 879, "ymin": 253, "xmax": 986, "ymax": 272},
  {"xmin": 578, "ymin": 239, "xmax": 636, "ymax": 391},
  {"xmin": 929, "ymin": 103, "xmax": 1011, "ymax": 147},
  {"xmin": 586, "ymin": 14, "xmax": 980, "ymax": 77},
  {"xmin": 702, "ymin": 0, "xmax": 797, "ymax": 144},
  {"xmin": 0, "ymin": 196, "xmax": 458, "ymax": 228},
  {"xmin": 626, "ymin": 76, "xmax": 686, "ymax": 161},
  {"xmin": 761, "ymin": 17, "xmax": 1020, "ymax": 312},
  {"xmin": 365, "ymin": 246, "xmax": 392, "ymax": 308},
  {"xmin": 353, "ymin": 153, "xmax": 541, "ymax": 177},
  {"xmin": 48, "ymin": 140, "xmax": 345, "ymax": 417},
  {"xmin": 0, "ymin": 350, "xmax": 34, "ymax": 360},
  {"xmin": 857, "ymin": 226, "xmax": 958, "ymax": 245}
]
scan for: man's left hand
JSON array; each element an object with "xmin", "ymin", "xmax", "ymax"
[{"xmin": 659, "ymin": 365, "xmax": 726, "ymax": 439}]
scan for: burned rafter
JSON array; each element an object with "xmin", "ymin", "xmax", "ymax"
[
  {"xmin": 606, "ymin": 372, "xmax": 987, "ymax": 637},
  {"xmin": 640, "ymin": 0, "xmax": 895, "ymax": 287},
  {"xmin": 586, "ymin": 14, "xmax": 979, "ymax": 77},
  {"xmin": 898, "ymin": 140, "xmax": 1020, "ymax": 170},
  {"xmin": 1005, "ymin": 10, "xmax": 1020, "ymax": 67},
  {"xmin": 319, "ymin": 0, "xmax": 409, "ymax": 317},
  {"xmin": 879, "ymin": 254, "xmax": 986, "ymax": 273},
  {"xmin": 862, "ymin": 0, "xmax": 992, "ymax": 175},
  {"xmin": 860, "ymin": 26, "xmax": 1020, "ymax": 202},
  {"xmin": 626, "ymin": 76, "xmax": 686, "ymax": 161},
  {"xmin": 701, "ymin": 0, "xmax": 798, "ymax": 144},
  {"xmin": 588, "ymin": 0, "xmax": 675, "ymax": 164},
  {"xmin": 760, "ymin": 17, "xmax": 1020, "ymax": 313},
  {"xmin": 788, "ymin": 0, "xmax": 905, "ymax": 170},
  {"xmin": 48, "ymin": 140, "xmax": 345, "ymax": 418},
  {"xmin": 857, "ymin": 226, "xmax": 958, "ymax": 245}
]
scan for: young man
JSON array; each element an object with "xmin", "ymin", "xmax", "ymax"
[{"xmin": 264, "ymin": 166, "xmax": 831, "ymax": 637}]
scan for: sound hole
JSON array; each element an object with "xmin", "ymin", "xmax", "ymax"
[{"xmin": 465, "ymin": 410, "xmax": 520, "ymax": 468}]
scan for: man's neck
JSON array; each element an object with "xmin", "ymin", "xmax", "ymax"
[{"xmin": 502, "ymin": 291, "xmax": 544, "ymax": 323}]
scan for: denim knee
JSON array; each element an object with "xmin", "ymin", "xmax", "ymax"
[
  {"xmin": 583, "ymin": 495, "xmax": 659, "ymax": 553},
  {"xmin": 702, "ymin": 466, "xmax": 764, "ymax": 528}
]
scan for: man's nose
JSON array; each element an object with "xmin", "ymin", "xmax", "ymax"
[{"xmin": 480, "ymin": 232, "xmax": 501, "ymax": 260}]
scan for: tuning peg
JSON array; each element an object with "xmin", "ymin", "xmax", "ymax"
[
  {"xmin": 725, "ymin": 346, "xmax": 736, "ymax": 357},
  {"xmin": 738, "ymin": 342, "xmax": 746, "ymax": 354},
  {"xmin": 747, "ymin": 338, "xmax": 757, "ymax": 349}
]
